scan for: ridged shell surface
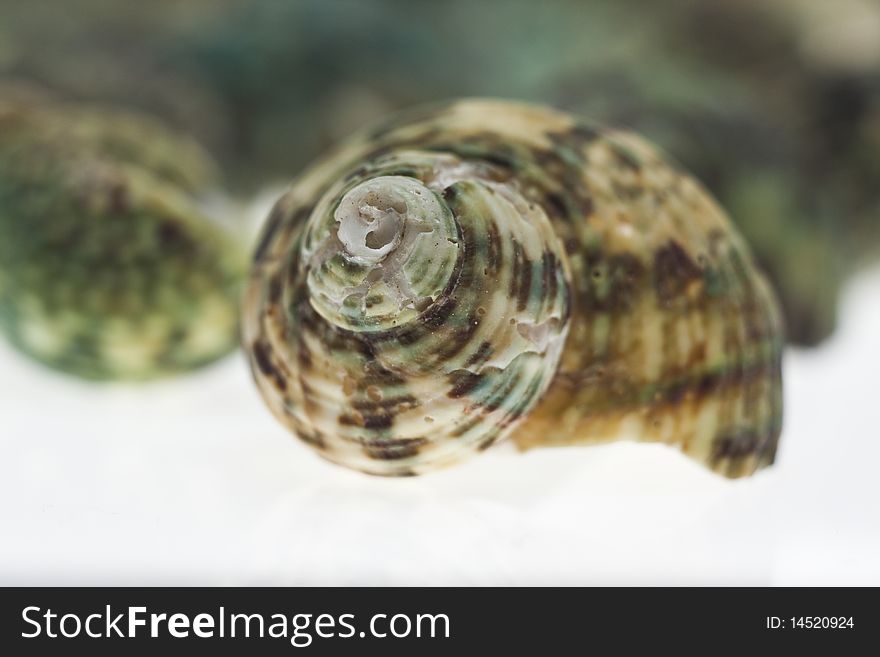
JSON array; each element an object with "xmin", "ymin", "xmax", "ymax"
[{"xmin": 245, "ymin": 99, "xmax": 784, "ymax": 477}]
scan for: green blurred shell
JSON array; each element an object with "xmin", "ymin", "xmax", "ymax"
[
  {"xmin": 245, "ymin": 100, "xmax": 784, "ymax": 477},
  {"xmin": 0, "ymin": 97, "xmax": 244, "ymax": 379}
]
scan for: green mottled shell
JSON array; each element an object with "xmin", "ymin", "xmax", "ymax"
[
  {"xmin": 245, "ymin": 99, "xmax": 784, "ymax": 477},
  {"xmin": 0, "ymin": 99, "xmax": 244, "ymax": 379}
]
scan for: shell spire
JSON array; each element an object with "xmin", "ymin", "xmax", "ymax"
[{"xmin": 245, "ymin": 99, "xmax": 783, "ymax": 478}]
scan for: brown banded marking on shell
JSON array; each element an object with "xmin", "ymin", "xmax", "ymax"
[{"xmin": 244, "ymin": 99, "xmax": 783, "ymax": 478}]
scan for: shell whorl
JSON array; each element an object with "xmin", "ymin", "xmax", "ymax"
[
  {"xmin": 245, "ymin": 99, "xmax": 784, "ymax": 478},
  {"xmin": 248, "ymin": 145, "xmax": 571, "ymax": 474}
]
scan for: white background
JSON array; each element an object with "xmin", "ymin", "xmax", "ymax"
[{"xmin": 2, "ymin": 266, "xmax": 879, "ymax": 585}]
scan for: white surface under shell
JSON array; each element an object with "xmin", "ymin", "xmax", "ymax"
[{"xmin": 1, "ymin": 266, "xmax": 879, "ymax": 585}]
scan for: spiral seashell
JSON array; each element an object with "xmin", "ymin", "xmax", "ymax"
[
  {"xmin": 245, "ymin": 99, "xmax": 784, "ymax": 478},
  {"xmin": 0, "ymin": 96, "xmax": 244, "ymax": 380}
]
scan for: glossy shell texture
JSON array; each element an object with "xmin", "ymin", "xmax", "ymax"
[
  {"xmin": 245, "ymin": 99, "xmax": 784, "ymax": 477},
  {"xmin": 0, "ymin": 95, "xmax": 244, "ymax": 379}
]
